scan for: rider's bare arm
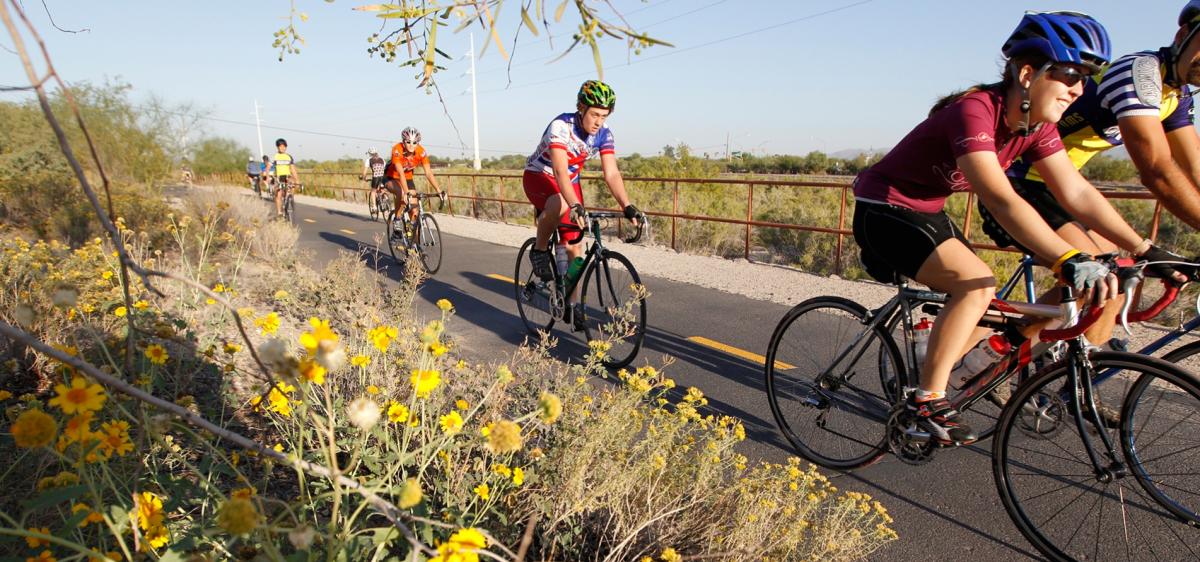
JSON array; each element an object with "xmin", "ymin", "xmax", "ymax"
[
  {"xmin": 1167, "ymin": 125, "xmax": 1200, "ymax": 192},
  {"xmin": 959, "ymin": 151, "xmax": 1074, "ymax": 263},
  {"xmin": 1121, "ymin": 115, "xmax": 1200, "ymax": 230},
  {"xmin": 600, "ymin": 152, "xmax": 631, "ymax": 210},
  {"xmin": 1033, "ymin": 150, "xmax": 1146, "ymax": 251},
  {"xmin": 421, "ymin": 162, "xmax": 441, "ymax": 192}
]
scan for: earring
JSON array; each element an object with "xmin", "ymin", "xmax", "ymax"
[{"xmin": 1020, "ymin": 100, "xmax": 1030, "ymax": 112}]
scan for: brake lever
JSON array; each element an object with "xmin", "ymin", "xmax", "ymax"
[{"xmin": 1118, "ymin": 267, "xmax": 1143, "ymax": 336}]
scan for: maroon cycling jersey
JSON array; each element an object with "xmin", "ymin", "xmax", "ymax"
[{"xmin": 854, "ymin": 89, "xmax": 1063, "ymax": 213}]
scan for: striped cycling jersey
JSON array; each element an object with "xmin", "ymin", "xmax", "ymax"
[
  {"xmin": 271, "ymin": 153, "xmax": 294, "ymax": 176},
  {"xmin": 1010, "ymin": 47, "xmax": 1194, "ymax": 182},
  {"xmin": 524, "ymin": 112, "xmax": 614, "ymax": 183}
]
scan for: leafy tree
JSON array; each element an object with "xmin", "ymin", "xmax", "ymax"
[
  {"xmin": 191, "ymin": 138, "xmax": 250, "ymax": 175},
  {"xmin": 1081, "ymin": 154, "xmax": 1139, "ymax": 183}
]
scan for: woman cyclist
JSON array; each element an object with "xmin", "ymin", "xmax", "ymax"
[
  {"xmin": 385, "ymin": 127, "xmax": 444, "ymax": 229},
  {"xmin": 523, "ymin": 80, "xmax": 640, "ymax": 330},
  {"xmin": 362, "ymin": 147, "xmax": 387, "ymax": 213},
  {"xmin": 851, "ymin": 12, "xmax": 1182, "ymax": 445}
]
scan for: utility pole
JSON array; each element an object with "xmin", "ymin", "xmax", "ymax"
[
  {"xmin": 253, "ymin": 99, "xmax": 265, "ymax": 159},
  {"xmin": 469, "ymin": 33, "xmax": 482, "ymax": 170},
  {"xmin": 725, "ymin": 132, "xmax": 731, "ymax": 162}
]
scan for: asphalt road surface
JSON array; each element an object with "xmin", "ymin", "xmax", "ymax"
[{"xmin": 237, "ymin": 189, "xmax": 1196, "ymax": 561}]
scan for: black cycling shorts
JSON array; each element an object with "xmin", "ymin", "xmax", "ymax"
[
  {"xmin": 853, "ymin": 200, "xmax": 970, "ymax": 284},
  {"xmin": 370, "ymin": 176, "xmax": 386, "ymax": 189},
  {"xmin": 978, "ymin": 177, "xmax": 1075, "ymax": 254}
]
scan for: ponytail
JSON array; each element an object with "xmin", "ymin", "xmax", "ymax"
[
  {"xmin": 929, "ymin": 83, "xmax": 1003, "ymax": 116},
  {"xmin": 928, "ymin": 53, "xmax": 1049, "ymax": 117}
]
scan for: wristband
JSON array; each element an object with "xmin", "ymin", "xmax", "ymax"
[
  {"xmin": 1051, "ymin": 249, "xmax": 1081, "ymax": 274},
  {"xmin": 1133, "ymin": 238, "xmax": 1153, "ymax": 257}
]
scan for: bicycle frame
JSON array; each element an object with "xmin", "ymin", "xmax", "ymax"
[{"xmin": 555, "ymin": 217, "xmax": 609, "ymax": 297}]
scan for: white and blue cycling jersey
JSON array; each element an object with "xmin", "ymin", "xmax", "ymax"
[{"xmin": 524, "ymin": 112, "xmax": 615, "ymax": 184}]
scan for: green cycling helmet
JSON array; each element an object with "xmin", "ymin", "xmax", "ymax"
[{"xmin": 577, "ymin": 80, "xmax": 616, "ymax": 111}]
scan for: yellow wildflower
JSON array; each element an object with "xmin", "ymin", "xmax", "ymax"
[
  {"xmin": 439, "ymin": 411, "xmax": 464, "ymax": 434},
  {"xmin": 366, "ymin": 384, "xmax": 380, "ymax": 395},
  {"xmin": 136, "ymin": 491, "xmax": 165, "ymax": 531},
  {"xmin": 410, "ymin": 369, "xmax": 440, "ymax": 398},
  {"xmin": 11, "ymin": 409, "xmax": 57, "ymax": 448},
  {"xmin": 512, "ymin": 467, "xmax": 525, "ymax": 486},
  {"xmin": 368, "ymin": 325, "xmax": 398, "ymax": 353},
  {"xmin": 133, "ymin": 300, "xmax": 150, "ymax": 311},
  {"xmin": 496, "ymin": 365, "xmax": 514, "ymax": 384},
  {"xmin": 72, "ymin": 502, "xmax": 106, "ymax": 527},
  {"xmin": 660, "ymin": 547, "xmax": 682, "ymax": 562},
  {"xmin": 113, "ymin": 306, "xmax": 127, "ymax": 318},
  {"xmin": 218, "ymin": 496, "xmax": 261, "ymax": 535},
  {"xmin": 473, "ymin": 483, "xmax": 490, "ymax": 501},
  {"xmin": 0, "ymin": 390, "xmax": 11, "ymax": 401},
  {"xmin": 49, "ymin": 375, "xmax": 106, "ymax": 414},
  {"xmin": 398, "ymin": 478, "xmax": 422, "ymax": 508},
  {"xmin": 213, "ymin": 283, "xmax": 225, "ymax": 293},
  {"xmin": 537, "ymin": 392, "xmax": 562, "ymax": 424},
  {"xmin": 455, "ymin": 399, "xmax": 469, "ymax": 410},
  {"xmin": 24, "ymin": 526, "xmax": 50, "ymax": 548},
  {"xmin": 351, "ymin": 355, "xmax": 370, "ymax": 367},
  {"xmin": 26, "ymin": 550, "xmax": 55, "ymax": 562},
  {"xmin": 205, "ymin": 298, "xmax": 216, "ymax": 305},
  {"xmin": 223, "ymin": 342, "xmax": 241, "ymax": 354},
  {"xmin": 487, "ymin": 420, "xmax": 522, "ymax": 454},
  {"xmin": 273, "ymin": 290, "xmax": 289, "ymax": 300},
  {"xmin": 427, "ymin": 341, "xmax": 449, "ymax": 356},
  {"xmin": 254, "ymin": 312, "xmax": 280, "ymax": 336},
  {"xmin": 102, "ymin": 270, "xmax": 113, "ymax": 280},
  {"xmin": 144, "ymin": 344, "xmax": 169, "ymax": 365},
  {"xmin": 437, "ymin": 298, "xmax": 454, "ymax": 312},
  {"xmin": 299, "ymin": 359, "xmax": 326, "ymax": 385},
  {"xmin": 98, "ymin": 420, "xmax": 133, "ymax": 458},
  {"xmin": 299, "ymin": 317, "xmax": 338, "ymax": 356},
  {"xmin": 387, "ymin": 402, "xmax": 409, "ymax": 424}
]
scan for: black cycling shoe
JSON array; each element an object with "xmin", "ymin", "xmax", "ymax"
[
  {"xmin": 529, "ymin": 248, "xmax": 554, "ymax": 282},
  {"xmin": 906, "ymin": 395, "xmax": 977, "ymax": 445},
  {"xmin": 570, "ymin": 303, "xmax": 586, "ymax": 332}
]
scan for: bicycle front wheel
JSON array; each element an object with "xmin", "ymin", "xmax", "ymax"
[
  {"xmin": 416, "ymin": 213, "xmax": 443, "ymax": 274},
  {"xmin": 993, "ymin": 351, "xmax": 1200, "ymax": 561},
  {"xmin": 385, "ymin": 214, "xmax": 406, "ymax": 264},
  {"xmin": 285, "ymin": 193, "xmax": 296, "ymax": 225},
  {"xmin": 515, "ymin": 238, "xmax": 558, "ymax": 337},
  {"xmin": 764, "ymin": 296, "xmax": 897, "ymax": 470},
  {"xmin": 580, "ymin": 250, "xmax": 646, "ymax": 370}
]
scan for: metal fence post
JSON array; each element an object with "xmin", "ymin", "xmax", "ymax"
[
  {"xmin": 671, "ymin": 181, "xmax": 679, "ymax": 251},
  {"xmin": 745, "ymin": 183, "xmax": 754, "ymax": 260},
  {"xmin": 1150, "ymin": 201, "xmax": 1163, "ymax": 240},
  {"xmin": 471, "ymin": 175, "xmax": 479, "ymax": 219},
  {"xmin": 499, "ymin": 176, "xmax": 506, "ymax": 224},
  {"xmin": 835, "ymin": 185, "xmax": 847, "ymax": 275},
  {"xmin": 962, "ymin": 192, "xmax": 975, "ymax": 241}
]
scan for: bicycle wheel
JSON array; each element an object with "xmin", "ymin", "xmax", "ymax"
[
  {"xmin": 1121, "ymin": 354, "xmax": 1200, "ymax": 527},
  {"xmin": 285, "ymin": 193, "xmax": 296, "ymax": 225},
  {"xmin": 1161, "ymin": 339, "xmax": 1200, "ymax": 375},
  {"xmin": 368, "ymin": 192, "xmax": 379, "ymax": 221},
  {"xmin": 764, "ymin": 296, "xmax": 897, "ymax": 470},
  {"xmin": 580, "ymin": 250, "xmax": 646, "ymax": 370},
  {"xmin": 416, "ymin": 213, "xmax": 442, "ymax": 274},
  {"xmin": 514, "ymin": 238, "xmax": 558, "ymax": 337},
  {"xmin": 385, "ymin": 213, "xmax": 407, "ymax": 264},
  {"xmin": 993, "ymin": 351, "xmax": 1200, "ymax": 561}
]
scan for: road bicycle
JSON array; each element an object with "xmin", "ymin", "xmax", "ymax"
[
  {"xmin": 279, "ymin": 180, "xmax": 301, "ymax": 225},
  {"xmin": 763, "ymin": 259, "xmax": 1200, "ymax": 561},
  {"xmin": 514, "ymin": 210, "xmax": 647, "ymax": 369},
  {"xmin": 386, "ymin": 190, "xmax": 445, "ymax": 274},
  {"xmin": 368, "ymin": 182, "xmax": 391, "ymax": 222},
  {"xmin": 250, "ymin": 175, "xmax": 263, "ymax": 198}
]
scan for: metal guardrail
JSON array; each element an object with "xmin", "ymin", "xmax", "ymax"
[{"xmin": 207, "ymin": 170, "xmax": 1163, "ymax": 275}]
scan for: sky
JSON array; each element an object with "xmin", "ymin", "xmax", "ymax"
[{"xmin": 0, "ymin": 1, "xmax": 1188, "ymax": 161}]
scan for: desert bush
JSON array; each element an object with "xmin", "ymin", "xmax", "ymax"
[{"xmin": 0, "ymin": 187, "xmax": 896, "ymax": 561}]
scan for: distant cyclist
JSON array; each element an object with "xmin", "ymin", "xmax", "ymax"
[
  {"xmin": 523, "ymin": 80, "xmax": 640, "ymax": 329},
  {"xmin": 385, "ymin": 127, "xmax": 444, "ymax": 228},
  {"xmin": 978, "ymin": 2, "xmax": 1200, "ymax": 346},
  {"xmin": 849, "ymin": 12, "xmax": 1186, "ymax": 446},
  {"xmin": 269, "ymin": 138, "xmax": 300, "ymax": 218},
  {"xmin": 246, "ymin": 155, "xmax": 263, "ymax": 193},
  {"xmin": 362, "ymin": 147, "xmax": 388, "ymax": 211}
]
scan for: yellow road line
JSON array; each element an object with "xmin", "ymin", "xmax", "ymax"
[
  {"xmin": 303, "ymin": 219, "xmax": 316, "ymax": 223},
  {"xmin": 338, "ymin": 229, "xmax": 356, "ymax": 235},
  {"xmin": 487, "ymin": 273, "xmax": 516, "ymax": 284},
  {"xmin": 687, "ymin": 336, "xmax": 794, "ymax": 370}
]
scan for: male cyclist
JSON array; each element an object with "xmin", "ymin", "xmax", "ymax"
[
  {"xmin": 246, "ymin": 156, "xmax": 263, "ymax": 194},
  {"xmin": 269, "ymin": 138, "xmax": 300, "ymax": 218},
  {"xmin": 979, "ymin": 3, "xmax": 1200, "ymax": 345},
  {"xmin": 523, "ymin": 80, "xmax": 641, "ymax": 330},
  {"xmin": 362, "ymin": 147, "xmax": 388, "ymax": 212},
  {"xmin": 385, "ymin": 127, "xmax": 444, "ymax": 229}
]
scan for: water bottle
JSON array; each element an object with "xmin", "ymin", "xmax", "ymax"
[
  {"xmin": 554, "ymin": 245, "xmax": 568, "ymax": 277},
  {"xmin": 912, "ymin": 317, "xmax": 933, "ymax": 369},
  {"xmin": 565, "ymin": 257, "xmax": 586, "ymax": 286},
  {"xmin": 950, "ymin": 334, "xmax": 1012, "ymax": 389}
]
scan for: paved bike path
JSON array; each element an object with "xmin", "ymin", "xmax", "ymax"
[{"xmin": 245, "ymin": 189, "xmax": 1045, "ymax": 561}]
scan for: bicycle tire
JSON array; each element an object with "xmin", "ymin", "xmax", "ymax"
[
  {"xmin": 764, "ymin": 296, "xmax": 897, "ymax": 470},
  {"xmin": 992, "ymin": 351, "xmax": 1200, "ymax": 561},
  {"xmin": 1121, "ymin": 353, "xmax": 1200, "ymax": 527},
  {"xmin": 1160, "ymin": 339, "xmax": 1200, "ymax": 375},
  {"xmin": 415, "ymin": 213, "xmax": 443, "ymax": 274},
  {"xmin": 580, "ymin": 250, "xmax": 646, "ymax": 370},
  {"xmin": 368, "ymin": 193, "xmax": 379, "ymax": 221},
  {"xmin": 385, "ymin": 212, "xmax": 406, "ymax": 264},
  {"xmin": 514, "ymin": 237, "xmax": 558, "ymax": 337},
  {"xmin": 285, "ymin": 193, "xmax": 296, "ymax": 225}
]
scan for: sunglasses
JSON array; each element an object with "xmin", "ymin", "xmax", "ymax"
[{"xmin": 1045, "ymin": 64, "xmax": 1089, "ymax": 88}]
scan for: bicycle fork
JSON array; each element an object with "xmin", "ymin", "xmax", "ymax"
[{"xmin": 1065, "ymin": 342, "xmax": 1128, "ymax": 482}]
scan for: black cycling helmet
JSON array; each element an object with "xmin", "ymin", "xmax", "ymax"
[
  {"xmin": 1169, "ymin": 1, "xmax": 1200, "ymax": 85},
  {"xmin": 275, "ymin": 138, "xmax": 287, "ymax": 147}
]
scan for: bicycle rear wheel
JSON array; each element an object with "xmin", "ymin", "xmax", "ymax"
[
  {"xmin": 993, "ymin": 351, "xmax": 1200, "ymax": 561},
  {"xmin": 369, "ymin": 192, "xmax": 380, "ymax": 221},
  {"xmin": 580, "ymin": 250, "xmax": 646, "ymax": 370},
  {"xmin": 416, "ymin": 213, "xmax": 442, "ymax": 274},
  {"xmin": 385, "ymin": 213, "xmax": 407, "ymax": 264},
  {"xmin": 514, "ymin": 238, "xmax": 558, "ymax": 337},
  {"xmin": 764, "ymin": 296, "xmax": 897, "ymax": 470}
]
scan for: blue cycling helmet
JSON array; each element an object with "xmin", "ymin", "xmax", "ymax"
[{"xmin": 1002, "ymin": 11, "xmax": 1111, "ymax": 72}]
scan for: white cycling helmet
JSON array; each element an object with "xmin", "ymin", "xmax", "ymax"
[
  {"xmin": 367, "ymin": 147, "xmax": 378, "ymax": 155},
  {"xmin": 401, "ymin": 127, "xmax": 421, "ymax": 144},
  {"xmin": 248, "ymin": 156, "xmax": 255, "ymax": 161}
]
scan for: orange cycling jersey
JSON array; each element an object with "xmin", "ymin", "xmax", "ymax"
[{"xmin": 389, "ymin": 143, "xmax": 429, "ymax": 181}]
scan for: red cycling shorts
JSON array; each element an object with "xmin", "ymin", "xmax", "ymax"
[{"xmin": 523, "ymin": 170, "xmax": 584, "ymax": 244}]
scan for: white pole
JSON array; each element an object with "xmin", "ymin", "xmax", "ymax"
[
  {"xmin": 470, "ymin": 33, "xmax": 481, "ymax": 170},
  {"xmin": 253, "ymin": 99, "xmax": 264, "ymax": 159}
]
